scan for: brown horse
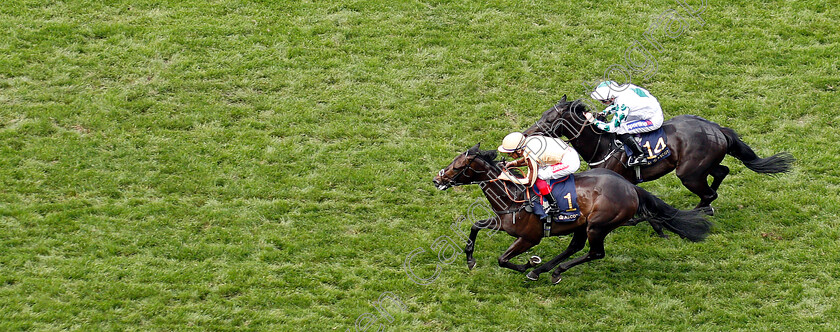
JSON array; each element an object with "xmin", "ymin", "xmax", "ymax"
[
  {"xmin": 432, "ymin": 143, "xmax": 711, "ymax": 283},
  {"xmin": 523, "ymin": 96, "xmax": 795, "ymax": 215}
]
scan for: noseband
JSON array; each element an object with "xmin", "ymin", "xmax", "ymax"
[{"xmin": 439, "ymin": 153, "xmax": 489, "ymax": 187}]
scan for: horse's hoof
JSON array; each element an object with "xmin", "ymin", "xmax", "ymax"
[
  {"xmin": 551, "ymin": 274, "xmax": 562, "ymax": 284},
  {"xmin": 467, "ymin": 259, "xmax": 476, "ymax": 270},
  {"xmin": 526, "ymin": 271, "xmax": 539, "ymax": 281},
  {"xmin": 706, "ymin": 206, "xmax": 715, "ymax": 216},
  {"xmin": 529, "ymin": 256, "xmax": 542, "ymax": 266},
  {"xmin": 694, "ymin": 206, "xmax": 715, "ymax": 216}
]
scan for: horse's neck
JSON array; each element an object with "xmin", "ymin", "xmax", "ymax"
[
  {"xmin": 480, "ymin": 181, "xmax": 525, "ymax": 212},
  {"xmin": 477, "ymin": 167, "xmax": 526, "ymax": 213},
  {"xmin": 570, "ymin": 126, "xmax": 615, "ymax": 165}
]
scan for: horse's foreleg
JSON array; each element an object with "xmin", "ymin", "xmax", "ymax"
[
  {"xmin": 497, "ymin": 237, "xmax": 538, "ymax": 273},
  {"xmin": 465, "ymin": 218, "xmax": 500, "ymax": 270},
  {"xmin": 550, "ymin": 229, "xmax": 608, "ymax": 284},
  {"xmin": 526, "ymin": 228, "xmax": 587, "ymax": 281}
]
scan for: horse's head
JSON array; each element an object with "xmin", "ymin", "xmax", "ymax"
[
  {"xmin": 433, "ymin": 143, "xmax": 498, "ymax": 190},
  {"xmin": 523, "ymin": 95, "xmax": 591, "ymax": 139}
]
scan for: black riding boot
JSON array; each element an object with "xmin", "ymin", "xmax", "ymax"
[
  {"xmin": 618, "ymin": 133, "xmax": 648, "ymax": 166},
  {"xmin": 544, "ymin": 193, "xmax": 561, "ymax": 217}
]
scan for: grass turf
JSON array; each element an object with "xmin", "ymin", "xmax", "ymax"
[{"xmin": 0, "ymin": 0, "xmax": 838, "ymax": 330}]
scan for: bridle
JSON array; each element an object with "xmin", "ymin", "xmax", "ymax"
[
  {"xmin": 549, "ymin": 103, "xmax": 589, "ymax": 142},
  {"xmin": 438, "ymin": 153, "xmax": 532, "ymax": 206},
  {"xmin": 438, "ymin": 152, "xmax": 487, "ymax": 187}
]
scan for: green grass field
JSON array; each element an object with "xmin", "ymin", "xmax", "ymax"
[{"xmin": 1, "ymin": 0, "xmax": 839, "ymax": 330}]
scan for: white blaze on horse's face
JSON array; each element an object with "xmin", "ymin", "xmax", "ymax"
[{"xmin": 436, "ymin": 168, "xmax": 449, "ymax": 190}]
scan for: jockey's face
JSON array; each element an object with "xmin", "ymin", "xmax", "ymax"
[
  {"xmin": 510, "ymin": 150, "xmax": 523, "ymax": 159},
  {"xmin": 600, "ymin": 97, "xmax": 616, "ymax": 106}
]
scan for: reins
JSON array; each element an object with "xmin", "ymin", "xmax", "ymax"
[
  {"xmin": 483, "ymin": 178, "xmax": 531, "ymax": 204},
  {"xmin": 581, "ymin": 133, "xmax": 620, "ymax": 167},
  {"xmin": 442, "ymin": 156, "xmax": 532, "ymax": 213},
  {"xmin": 553, "ymin": 105, "xmax": 619, "ymax": 167}
]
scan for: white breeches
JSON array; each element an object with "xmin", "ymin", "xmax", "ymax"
[
  {"xmin": 616, "ymin": 107, "xmax": 664, "ymax": 135},
  {"xmin": 537, "ymin": 151, "xmax": 580, "ymax": 180}
]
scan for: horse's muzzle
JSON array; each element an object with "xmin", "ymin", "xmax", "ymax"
[{"xmin": 432, "ymin": 177, "xmax": 451, "ymax": 191}]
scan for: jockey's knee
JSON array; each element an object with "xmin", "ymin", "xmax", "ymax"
[{"xmin": 534, "ymin": 179, "xmax": 550, "ymax": 196}]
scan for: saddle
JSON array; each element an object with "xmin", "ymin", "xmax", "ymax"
[
  {"xmin": 529, "ymin": 175, "xmax": 581, "ymax": 225},
  {"xmin": 621, "ymin": 128, "xmax": 671, "ymax": 166}
]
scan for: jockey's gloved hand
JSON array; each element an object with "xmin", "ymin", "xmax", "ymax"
[{"xmin": 596, "ymin": 113, "xmax": 607, "ymax": 122}]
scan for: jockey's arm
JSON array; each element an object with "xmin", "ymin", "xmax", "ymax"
[
  {"xmin": 505, "ymin": 157, "xmax": 527, "ymax": 168},
  {"xmin": 524, "ymin": 157, "xmax": 539, "ymax": 186},
  {"xmin": 496, "ymin": 156, "xmax": 539, "ymax": 187},
  {"xmin": 592, "ymin": 104, "xmax": 629, "ymax": 132}
]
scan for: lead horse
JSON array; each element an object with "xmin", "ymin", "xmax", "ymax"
[
  {"xmin": 433, "ymin": 144, "xmax": 711, "ymax": 283},
  {"xmin": 524, "ymin": 96, "xmax": 795, "ymax": 215}
]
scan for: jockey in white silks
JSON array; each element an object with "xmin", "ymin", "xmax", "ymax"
[
  {"xmin": 497, "ymin": 132, "xmax": 580, "ymax": 217},
  {"xmin": 585, "ymin": 81, "xmax": 665, "ymax": 166}
]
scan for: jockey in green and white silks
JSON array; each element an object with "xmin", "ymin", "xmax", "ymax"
[{"xmin": 585, "ymin": 81, "xmax": 664, "ymax": 166}]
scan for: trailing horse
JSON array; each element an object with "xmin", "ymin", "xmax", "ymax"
[
  {"xmin": 432, "ymin": 144, "xmax": 711, "ymax": 283},
  {"xmin": 524, "ymin": 96, "xmax": 795, "ymax": 216}
]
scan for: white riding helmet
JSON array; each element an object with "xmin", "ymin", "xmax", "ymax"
[
  {"xmin": 498, "ymin": 132, "xmax": 526, "ymax": 153},
  {"xmin": 590, "ymin": 81, "xmax": 622, "ymax": 101}
]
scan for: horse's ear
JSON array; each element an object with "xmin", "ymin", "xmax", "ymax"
[
  {"xmin": 560, "ymin": 94, "xmax": 567, "ymax": 103},
  {"xmin": 468, "ymin": 143, "xmax": 480, "ymax": 154}
]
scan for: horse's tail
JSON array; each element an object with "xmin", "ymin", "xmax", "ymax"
[
  {"xmin": 720, "ymin": 127, "xmax": 795, "ymax": 174},
  {"xmin": 634, "ymin": 186, "xmax": 712, "ymax": 242}
]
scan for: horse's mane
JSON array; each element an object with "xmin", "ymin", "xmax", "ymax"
[
  {"xmin": 475, "ymin": 149, "xmax": 498, "ymax": 164},
  {"xmin": 548, "ymin": 97, "xmax": 591, "ymax": 114},
  {"xmin": 569, "ymin": 99, "xmax": 590, "ymax": 113},
  {"xmin": 475, "ymin": 149, "xmax": 524, "ymax": 177}
]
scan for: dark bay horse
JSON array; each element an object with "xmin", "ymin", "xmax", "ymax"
[
  {"xmin": 524, "ymin": 96, "xmax": 795, "ymax": 215},
  {"xmin": 432, "ymin": 143, "xmax": 711, "ymax": 283}
]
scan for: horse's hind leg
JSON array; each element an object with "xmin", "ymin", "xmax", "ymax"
[
  {"xmin": 550, "ymin": 229, "xmax": 608, "ymax": 284},
  {"xmin": 679, "ymin": 175, "xmax": 717, "ymax": 215},
  {"xmin": 648, "ymin": 222, "xmax": 668, "ymax": 238},
  {"xmin": 622, "ymin": 217, "xmax": 668, "ymax": 239},
  {"xmin": 525, "ymin": 228, "xmax": 587, "ymax": 281},
  {"xmin": 709, "ymin": 165, "xmax": 729, "ymax": 191},
  {"xmin": 465, "ymin": 218, "xmax": 500, "ymax": 270},
  {"xmin": 498, "ymin": 237, "xmax": 538, "ymax": 273}
]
